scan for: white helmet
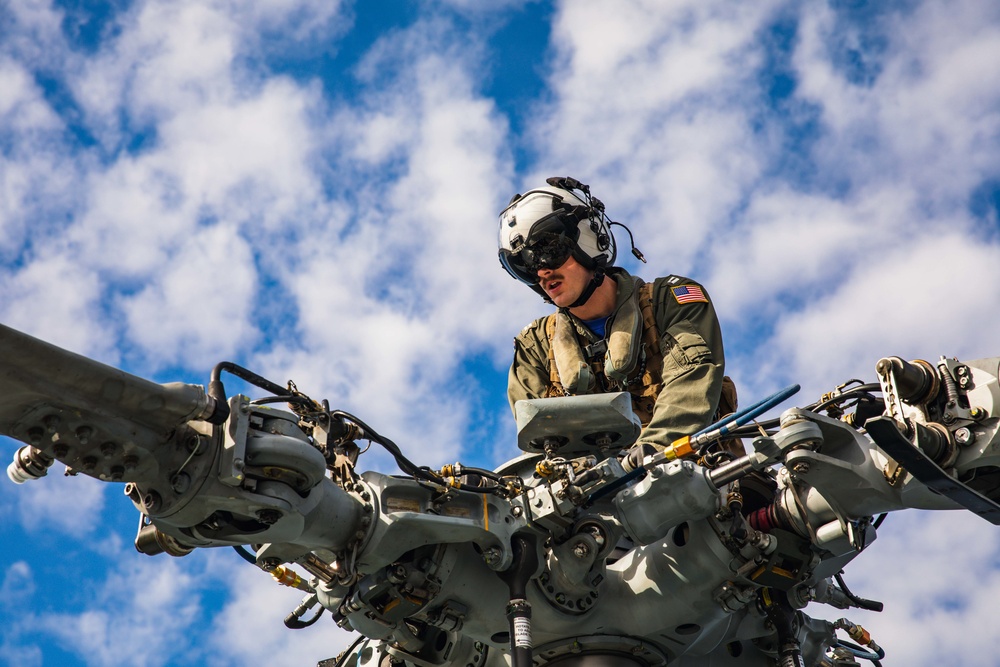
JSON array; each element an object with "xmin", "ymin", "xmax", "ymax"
[{"xmin": 498, "ymin": 177, "xmax": 618, "ymax": 287}]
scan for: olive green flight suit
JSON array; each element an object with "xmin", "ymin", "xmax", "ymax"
[{"xmin": 507, "ymin": 268, "xmax": 726, "ymax": 449}]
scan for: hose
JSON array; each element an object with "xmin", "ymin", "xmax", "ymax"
[
  {"xmin": 330, "ymin": 410, "xmax": 501, "ymax": 495},
  {"xmin": 210, "ymin": 361, "xmax": 288, "ymax": 398},
  {"xmin": 284, "ymin": 594, "xmax": 325, "ymax": 629},
  {"xmin": 835, "ymin": 572, "xmax": 884, "ymax": 612},
  {"xmin": 834, "ymin": 639, "xmax": 884, "ymax": 664},
  {"xmin": 723, "ymin": 383, "xmax": 883, "ymax": 440},
  {"xmin": 208, "ymin": 361, "xmax": 501, "ymax": 495},
  {"xmin": 233, "ymin": 544, "xmax": 257, "ymax": 565}
]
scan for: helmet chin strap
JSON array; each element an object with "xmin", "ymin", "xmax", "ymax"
[{"xmin": 566, "ymin": 268, "xmax": 605, "ymax": 309}]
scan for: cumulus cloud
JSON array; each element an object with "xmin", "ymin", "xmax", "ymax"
[
  {"xmin": 834, "ymin": 510, "xmax": 1000, "ymax": 666},
  {"xmin": 10, "ymin": 467, "xmax": 106, "ymax": 538},
  {"xmin": 3, "ymin": 1, "xmax": 1000, "ymax": 666},
  {"xmin": 37, "ymin": 557, "xmax": 202, "ymax": 667},
  {"xmin": 205, "ymin": 559, "xmax": 355, "ymax": 667},
  {"xmin": 250, "ymin": 17, "xmax": 527, "ymax": 462}
]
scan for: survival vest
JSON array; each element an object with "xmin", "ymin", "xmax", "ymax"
[{"xmin": 543, "ymin": 279, "xmax": 738, "ymax": 428}]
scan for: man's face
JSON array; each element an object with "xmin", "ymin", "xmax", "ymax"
[{"xmin": 537, "ymin": 256, "xmax": 593, "ymax": 308}]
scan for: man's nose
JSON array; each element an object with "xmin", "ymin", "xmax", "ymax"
[{"xmin": 536, "ymin": 267, "xmax": 552, "ymax": 278}]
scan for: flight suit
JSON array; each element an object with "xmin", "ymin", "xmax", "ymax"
[{"xmin": 508, "ymin": 268, "xmax": 726, "ymax": 450}]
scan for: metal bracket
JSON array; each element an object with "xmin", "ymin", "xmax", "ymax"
[{"xmin": 866, "ymin": 416, "xmax": 1000, "ymax": 525}]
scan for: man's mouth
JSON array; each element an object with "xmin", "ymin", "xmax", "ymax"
[{"xmin": 542, "ymin": 278, "xmax": 562, "ymax": 294}]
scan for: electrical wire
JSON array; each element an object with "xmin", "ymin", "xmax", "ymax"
[
  {"xmin": 835, "ymin": 572, "xmax": 884, "ymax": 612},
  {"xmin": 329, "ymin": 409, "xmax": 501, "ymax": 495},
  {"xmin": 207, "ymin": 359, "xmax": 498, "ymax": 496}
]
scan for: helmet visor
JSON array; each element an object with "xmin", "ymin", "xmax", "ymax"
[{"xmin": 499, "ymin": 233, "xmax": 575, "ymax": 284}]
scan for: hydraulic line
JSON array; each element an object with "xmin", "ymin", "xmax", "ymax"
[
  {"xmin": 233, "ymin": 544, "xmax": 257, "ymax": 565},
  {"xmin": 833, "ymin": 618, "xmax": 885, "ymax": 664},
  {"xmin": 761, "ymin": 590, "xmax": 805, "ymax": 667},
  {"xmin": 498, "ymin": 536, "xmax": 538, "ymax": 667},
  {"xmin": 834, "ymin": 573, "xmax": 884, "ymax": 612},
  {"xmin": 329, "ymin": 409, "xmax": 501, "ymax": 495}
]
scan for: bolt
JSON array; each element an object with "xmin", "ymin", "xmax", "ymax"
[
  {"xmin": 101, "ymin": 442, "xmax": 117, "ymax": 459},
  {"xmin": 124, "ymin": 456, "xmax": 139, "ymax": 472},
  {"xmin": 44, "ymin": 415, "xmax": 60, "ymax": 434},
  {"xmin": 75, "ymin": 426, "xmax": 93, "ymax": 445},
  {"xmin": 171, "ymin": 472, "xmax": 191, "ymax": 494},
  {"xmin": 186, "ymin": 435, "xmax": 202, "ymax": 453},
  {"xmin": 81, "ymin": 456, "xmax": 98, "ymax": 472},
  {"xmin": 955, "ymin": 427, "xmax": 975, "ymax": 446},
  {"xmin": 233, "ymin": 458, "xmax": 245, "ymax": 471},
  {"xmin": 482, "ymin": 547, "xmax": 502, "ymax": 566},
  {"xmin": 572, "ymin": 542, "xmax": 591, "ymax": 559},
  {"xmin": 27, "ymin": 427, "xmax": 43, "ymax": 446},
  {"xmin": 260, "ymin": 558, "xmax": 281, "ymax": 572},
  {"xmin": 110, "ymin": 466, "xmax": 125, "ymax": 482},
  {"xmin": 970, "ymin": 407, "xmax": 987, "ymax": 421},
  {"xmin": 555, "ymin": 593, "xmax": 566, "ymax": 604},
  {"xmin": 511, "ymin": 506, "xmax": 523, "ymax": 518},
  {"xmin": 53, "ymin": 443, "xmax": 70, "ymax": 458},
  {"xmin": 791, "ymin": 462, "xmax": 810, "ymax": 475}
]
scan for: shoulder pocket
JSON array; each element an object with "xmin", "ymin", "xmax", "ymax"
[{"xmin": 660, "ymin": 320, "xmax": 713, "ymax": 377}]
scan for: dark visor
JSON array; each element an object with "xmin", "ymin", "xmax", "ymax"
[{"xmin": 499, "ymin": 233, "xmax": 575, "ymax": 284}]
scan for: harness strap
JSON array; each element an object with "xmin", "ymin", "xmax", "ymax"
[{"xmin": 544, "ymin": 314, "xmax": 564, "ymax": 397}]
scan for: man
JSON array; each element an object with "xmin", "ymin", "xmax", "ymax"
[{"xmin": 498, "ymin": 177, "xmax": 733, "ymax": 458}]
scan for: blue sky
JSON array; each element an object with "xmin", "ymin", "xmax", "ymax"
[{"xmin": 3, "ymin": 1, "xmax": 1000, "ymax": 665}]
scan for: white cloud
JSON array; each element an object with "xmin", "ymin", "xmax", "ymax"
[
  {"xmin": 120, "ymin": 222, "xmax": 259, "ymax": 370},
  {"xmin": 0, "ymin": 252, "xmax": 114, "ymax": 360},
  {"xmin": 11, "ymin": 468, "xmax": 107, "ymax": 538},
  {"xmin": 249, "ymin": 18, "xmax": 526, "ymax": 463},
  {"xmin": 38, "ymin": 557, "xmax": 202, "ymax": 667},
  {"xmin": 206, "ymin": 559, "xmax": 355, "ymax": 667},
  {"xmin": 0, "ymin": 561, "xmax": 36, "ymax": 604},
  {"xmin": 525, "ymin": 0, "xmax": 783, "ymax": 269},
  {"xmin": 3, "ymin": 2, "xmax": 1000, "ymax": 667},
  {"xmin": 837, "ymin": 510, "xmax": 1000, "ymax": 666},
  {"xmin": 0, "ymin": 0, "xmax": 67, "ymax": 70},
  {"xmin": 794, "ymin": 0, "xmax": 1000, "ymax": 203},
  {"xmin": 769, "ymin": 231, "xmax": 1000, "ymax": 390}
]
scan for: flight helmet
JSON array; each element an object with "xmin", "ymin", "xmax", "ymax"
[{"xmin": 498, "ymin": 177, "xmax": 618, "ymax": 299}]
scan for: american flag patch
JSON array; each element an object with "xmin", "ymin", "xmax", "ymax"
[{"xmin": 672, "ymin": 284, "xmax": 708, "ymax": 304}]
